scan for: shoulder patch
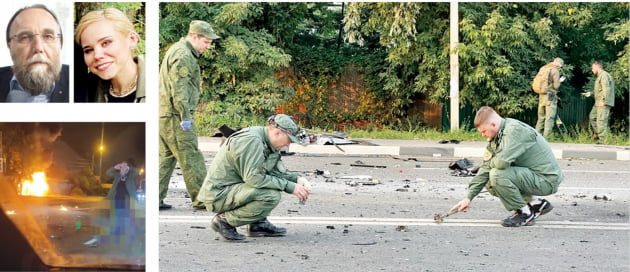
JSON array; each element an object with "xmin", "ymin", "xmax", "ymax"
[
  {"xmin": 178, "ymin": 66, "xmax": 189, "ymax": 78},
  {"xmin": 483, "ymin": 149, "xmax": 493, "ymax": 161}
]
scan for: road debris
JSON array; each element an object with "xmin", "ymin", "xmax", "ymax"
[
  {"xmin": 350, "ymin": 163, "xmax": 387, "ymax": 168},
  {"xmin": 439, "ymin": 139, "xmax": 461, "ymax": 144},
  {"xmin": 395, "ymin": 225, "xmax": 408, "ymax": 232},
  {"xmin": 339, "ymin": 175, "xmax": 381, "ymax": 186},
  {"xmin": 352, "ymin": 242, "xmax": 377, "ymax": 246},
  {"xmin": 449, "ymin": 158, "xmax": 475, "ymax": 177},
  {"xmin": 190, "ymin": 226, "xmax": 206, "ymax": 229},
  {"xmin": 593, "ymin": 194, "xmax": 613, "ymax": 201},
  {"xmin": 434, "ymin": 209, "xmax": 459, "ymax": 224},
  {"xmin": 392, "ymin": 157, "xmax": 419, "ymax": 161}
]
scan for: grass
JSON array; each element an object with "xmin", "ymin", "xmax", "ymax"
[{"xmin": 348, "ymin": 127, "xmax": 485, "ymax": 142}]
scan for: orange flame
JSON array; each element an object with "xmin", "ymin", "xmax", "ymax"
[{"xmin": 20, "ymin": 172, "xmax": 49, "ymax": 197}]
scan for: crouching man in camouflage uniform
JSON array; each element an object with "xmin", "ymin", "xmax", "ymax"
[
  {"xmin": 450, "ymin": 106, "xmax": 563, "ymax": 227},
  {"xmin": 198, "ymin": 114, "xmax": 311, "ymax": 240}
]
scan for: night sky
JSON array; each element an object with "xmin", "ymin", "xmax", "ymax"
[{"xmin": 56, "ymin": 122, "xmax": 146, "ymax": 170}]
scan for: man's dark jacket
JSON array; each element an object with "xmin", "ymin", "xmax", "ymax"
[{"xmin": 0, "ymin": 64, "xmax": 69, "ymax": 102}]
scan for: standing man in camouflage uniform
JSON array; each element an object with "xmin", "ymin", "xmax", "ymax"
[
  {"xmin": 450, "ymin": 106, "xmax": 563, "ymax": 227},
  {"xmin": 535, "ymin": 57, "xmax": 565, "ymax": 139},
  {"xmin": 158, "ymin": 20, "xmax": 220, "ymax": 210},
  {"xmin": 587, "ymin": 61, "xmax": 615, "ymax": 143},
  {"xmin": 198, "ymin": 114, "xmax": 312, "ymax": 241}
]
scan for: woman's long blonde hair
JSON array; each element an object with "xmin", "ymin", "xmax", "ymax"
[{"xmin": 75, "ymin": 7, "xmax": 137, "ymax": 45}]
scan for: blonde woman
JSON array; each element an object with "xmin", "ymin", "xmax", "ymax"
[{"xmin": 75, "ymin": 8, "xmax": 145, "ymax": 102}]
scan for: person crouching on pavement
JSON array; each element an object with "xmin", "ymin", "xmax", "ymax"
[
  {"xmin": 198, "ymin": 114, "xmax": 311, "ymax": 240},
  {"xmin": 449, "ymin": 106, "xmax": 563, "ymax": 227}
]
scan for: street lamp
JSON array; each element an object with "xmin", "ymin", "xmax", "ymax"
[{"xmin": 98, "ymin": 144, "xmax": 104, "ymax": 178}]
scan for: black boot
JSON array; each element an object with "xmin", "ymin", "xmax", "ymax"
[
  {"xmin": 159, "ymin": 202, "xmax": 172, "ymax": 210},
  {"xmin": 247, "ymin": 218, "xmax": 287, "ymax": 237},
  {"xmin": 211, "ymin": 214, "xmax": 245, "ymax": 241}
]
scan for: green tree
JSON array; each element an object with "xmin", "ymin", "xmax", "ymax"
[
  {"xmin": 344, "ymin": 3, "xmax": 450, "ymax": 118},
  {"xmin": 458, "ymin": 3, "xmax": 569, "ymax": 115},
  {"xmin": 458, "ymin": 2, "xmax": 628, "ymax": 131},
  {"xmin": 160, "ymin": 3, "xmax": 294, "ymax": 131}
]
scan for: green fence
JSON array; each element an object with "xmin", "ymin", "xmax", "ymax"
[{"xmin": 442, "ymin": 94, "xmax": 594, "ymax": 132}]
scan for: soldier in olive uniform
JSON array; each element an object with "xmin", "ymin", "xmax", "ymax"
[
  {"xmin": 158, "ymin": 20, "xmax": 220, "ymax": 210},
  {"xmin": 450, "ymin": 106, "xmax": 563, "ymax": 227},
  {"xmin": 198, "ymin": 114, "xmax": 312, "ymax": 241},
  {"xmin": 587, "ymin": 61, "xmax": 615, "ymax": 142},
  {"xmin": 535, "ymin": 57, "xmax": 565, "ymax": 139}
]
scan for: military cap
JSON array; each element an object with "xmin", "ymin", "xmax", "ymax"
[
  {"xmin": 189, "ymin": 20, "xmax": 220, "ymax": 40},
  {"xmin": 268, "ymin": 114, "xmax": 300, "ymax": 143},
  {"xmin": 553, "ymin": 57, "xmax": 564, "ymax": 67}
]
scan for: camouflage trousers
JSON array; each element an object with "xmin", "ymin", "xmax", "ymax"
[
  {"xmin": 159, "ymin": 115, "xmax": 206, "ymax": 206},
  {"xmin": 210, "ymin": 183, "xmax": 281, "ymax": 227},
  {"xmin": 486, "ymin": 167, "xmax": 560, "ymax": 211},
  {"xmin": 589, "ymin": 105, "xmax": 612, "ymax": 141},
  {"xmin": 535, "ymin": 97, "xmax": 558, "ymax": 138}
]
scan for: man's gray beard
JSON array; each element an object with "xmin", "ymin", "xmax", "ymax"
[{"xmin": 14, "ymin": 60, "xmax": 61, "ymax": 96}]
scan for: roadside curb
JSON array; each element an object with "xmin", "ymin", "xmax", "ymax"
[{"xmin": 198, "ymin": 137, "xmax": 629, "ymax": 161}]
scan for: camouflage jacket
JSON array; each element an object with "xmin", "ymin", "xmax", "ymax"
[
  {"xmin": 159, "ymin": 38, "xmax": 201, "ymax": 120},
  {"xmin": 198, "ymin": 126, "xmax": 299, "ymax": 204},
  {"xmin": 594, "ymin": 70, "xmax": 615, "ymax": 107},
  {"xmin": 466, "ymin": 118, "xmax": 564, "ymax": 200}
]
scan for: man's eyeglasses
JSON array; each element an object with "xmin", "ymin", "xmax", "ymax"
[{"xmin": 9, "ymin": 32, "xmax": 61, "ymax": 44}]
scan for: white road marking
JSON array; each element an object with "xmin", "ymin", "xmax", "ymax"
[
  {"xmin": 160, "ymin": 215, "xmax": 629, "ymax": 231},
  {"xmin": 414, "ymin": 168, "xmax": 630, "ymax": 174},
  {"xmin": 562, "ymin": 170, "xmax": 630, "ymax": 174}
]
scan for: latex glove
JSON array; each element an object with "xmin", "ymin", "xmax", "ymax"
[
  {"xmin": 581, "ymin": 92, "xmax": 591, "ymax": 97},
  {"xmin": 559, "ymin": 76, "xmax": 566, "ymax": 83},
  {"xmin": 180, "ymin": 120, "xmax": 192, "ymax": 130},
  {"xmin": 297, "ymin": 177, "xmax": 311, "ymax": 191}
]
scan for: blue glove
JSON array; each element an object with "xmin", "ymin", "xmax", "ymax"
[{"xmin": 180, "ymin": 120, "xmax": 193, "ymax": 131}]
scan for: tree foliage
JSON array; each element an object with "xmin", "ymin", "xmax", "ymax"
[
  {"xmin": 160, "ymin": 3, "xmax": 294, "ymax": 129},
  {"xmin": 458, "ymin": 2, "xmax": 628, "ymax": 122},
  {"xmin": 344, "ymin": 3, "xmax": 450, "ymax": 118},
  {"xmin": 159, "ymin": 2, "xmax": 628, "ymax": 133}
]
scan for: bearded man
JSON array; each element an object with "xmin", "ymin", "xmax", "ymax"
[{"xmin": 0, "ymin": 4, "xmax": 69, "ymax": 103}]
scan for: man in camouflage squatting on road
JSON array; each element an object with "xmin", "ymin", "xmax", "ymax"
[
  {"xmin": 450, "ymin": 106, "xmax": 564, "ymax": 227},
  {"xmin": 158, "ymin": 20, "xmax": 220, "ymax": 210},
  {"xmin": 198, "ymin": 114, "xmax": 312, "ymax": 241}
]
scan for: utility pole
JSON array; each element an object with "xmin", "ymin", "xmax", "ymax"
[{"xmin": 449, "ymin": 1, "xmax": 460, "ymax": 131}]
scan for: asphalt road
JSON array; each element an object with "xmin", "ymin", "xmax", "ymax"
[{"xmin": 159, "ymin": 154, "xmax": 629, "ymax": 271}]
